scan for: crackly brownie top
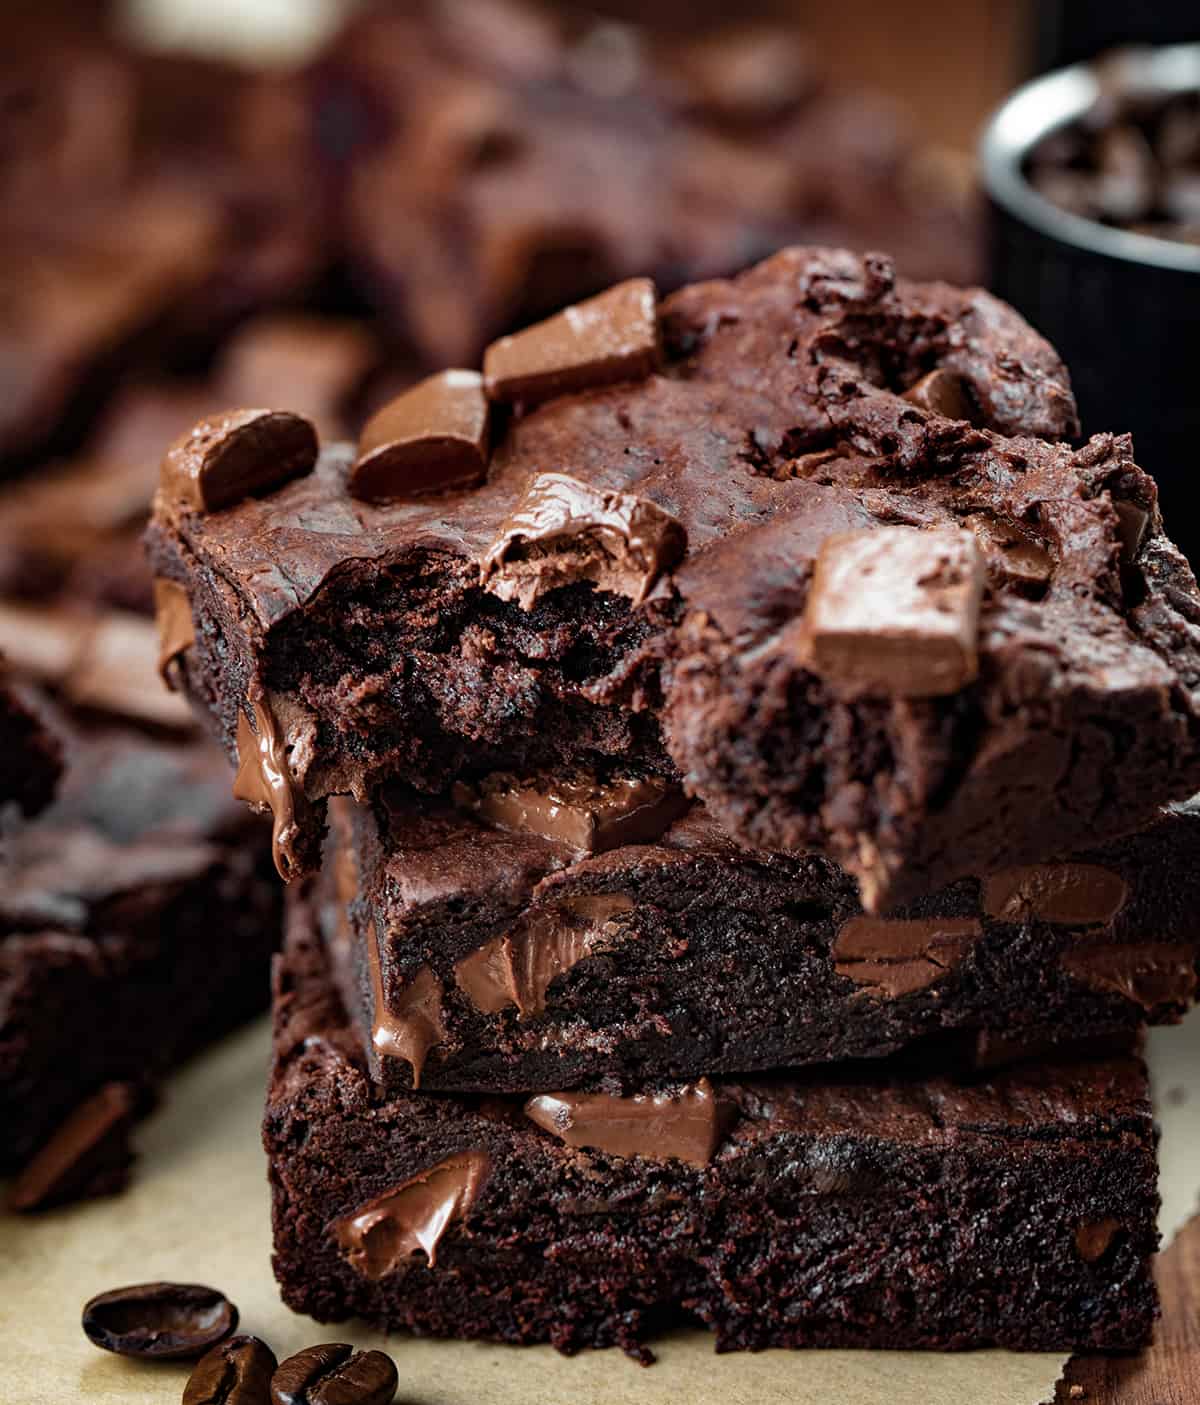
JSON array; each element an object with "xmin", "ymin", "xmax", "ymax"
[{"xmin": 152, "ymin": 244, "xmax": 1200, "ymax": 720}]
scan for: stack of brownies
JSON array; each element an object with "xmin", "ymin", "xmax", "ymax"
[{"xmin": 148, "ymin": 246, "xmax": 1200, "ymax": 1357}]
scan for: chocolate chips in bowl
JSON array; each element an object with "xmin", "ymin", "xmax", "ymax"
[{"xmin": 982, "ymin": 44, "xmax": 1200, "ymax": 564}]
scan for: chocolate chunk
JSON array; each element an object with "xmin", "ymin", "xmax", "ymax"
[
  {"xmin": 332, "ymin": 1150, "xmax": 490, "ymax": 1278},
  {"xmin": 160, "ymin": 410, "xmax": 318, "ymax": 514},
  {"xmin": 1075, "ymin": 1217, "xmax": 1121, "ymax": 1264},
  {"xmin": 1060, "ymin": 941, "xmax": 1197, "ymax": 1011},
  {"xmin": 82, "ymin": 1282, "xmax": 238, "ymax": 1360},
  {"xmin": 454, "ymin": 769, "xmax": 689, "ymax": 852},
  {"xmin": 8, "ymin": 1082, "xmax": 136, "ymax": 1213},
  {"xmin": 367, "ymin": 922, "xmax": 445, "ymax": 1088},
  {"xmin": 270, "ymin": 1344, "xmax": 398, "ymax": 1405},
  {"xmin": 964, "ymin": 512, "xmax": 1053, "ymax": 594},
  {"xmin": 799, "ymin": 526, "xmax": 985, "ymax": 698},
  {"xmin": 524, "ymin": 1078, "xmax": 732, "ymax": 1166},
  {"xmin": 483, "ymin": 277, "xmax": 660, "ymax": 404},
  {"xmin": 1113, "ymin": 498, "xmax": 1149, "ymax": 564},
  {"xmin": 832, "ymin": 916, "xmax": 980, "ymax": 998},
  {"xmin": 348, "ymin": 370, "xmax": 490, "ymax": 503},
  {"xmin": 903, "ymin": 368, "xmax": 974, "ymax": 420},
  {"xmin": 233, "ymin": 699, "xmax": 305, "ymax": 882},
  {"xmin": 481, "ymin": 471, "xmax": 686, "ymax": 608},
  {"xmin": 184, "ymin": 1335, "xmax": 278, "ymax": 1405},
  {"xmin": 454, "ymin": 894, "xmax": 633, "ymax": 1018},
  {"xmin": 983, "ymin": 864, "xmax": 1129, "ymax": 926},
  {"xmin": 153, "ymin": 577, "xmax": 194, "ymax": 684}
]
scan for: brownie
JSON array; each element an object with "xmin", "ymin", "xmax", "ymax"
[
  {"xmin": 266, "ymin": 893, "xmax": 1161, "ymax": 1357},
  {"xmin": 148, "ymin": 247, "xmax": 1200, "ymax": 909},
  {"xmin": 319, "ymin": 777, "xmax": 1200, "ymax": 1094},
  {"xmin": 0, "ymin": 314, "xmax": 385, "ymax": 614},
  {"xmin": 0, "ymin": 28, "xmax": 326, "ymax": 468},
  {"xmin": 0, "ymin": 668, "xmax": 62, "ymax": 819},
  {"xmin": 0, "ymin": 707, "xmax": 281, "ymax": 1180},
  {"xmin": 318, "ymin": 1, "xmax": 977, "ymax": 368}
]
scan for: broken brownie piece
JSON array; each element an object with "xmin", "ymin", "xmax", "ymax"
[
  {"xmin": 266, "ymin": 893, "xmax": 1161, "ymax": 1356},
  {"xmin": 319, "ymin": 776, "xmax": 1199, "ymax": 1094},
  {"xmin": 148, "ymin": 248, "xmax": 1200, "ymax": 909}
]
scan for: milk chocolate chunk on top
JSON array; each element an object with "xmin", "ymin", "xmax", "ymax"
[
  {"xmin": 159, "ymin": 409, "xmax": 318, "ymax": 514},
  {"xmin": 983, "ymin": 864, "xmax": 1129, "ymax": 926},
  {"xmin": 483, "ymin": 277, "xmax": 660, "ymax": 404},
  {"xmin": 454, "ymin": 767, "xmax": 689, "ymax": 852},
  {"xmin": 349, "ymin": 370, "xmax": 490, "ymax": 503},
  {"xmin": 482, "ymin": 471, "xmax": 686, "ymax": 608},
  {"xmin": 524, "ymin": 1078, "xmax": 731, "ymax": 1167},
  {"xmin": 800, "ymin": 526, "xmax": 985, "ymax": 698}
]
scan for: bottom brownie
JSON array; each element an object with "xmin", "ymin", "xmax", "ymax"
[{"xmin": 266, "ymin": 888, "xmax": 1160, "ymax": 1357}]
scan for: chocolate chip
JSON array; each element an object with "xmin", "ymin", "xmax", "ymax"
[
  {"xmin": 82, "ymin": 1282, "xmax": 238, "ymax": 1360},
  {"xmin": 964, "ymin": 512, "xmax": 1053, "ymax": 595},
  {"xmin": 799, "ymin": 526, "xmax": 985, "ymax": 698},
  {"xmin": 982, "ymin": 864, "xmax": 1128, "ymax": 926},
  {"xmin": 9, "ymin": 1082, "xmax": 136, "ymax": 1213},
  {"xmin": 270, "ymin": 1344, "xmax": 398, "ymax": 1405},
  {"xmin": 903, "ymin": 369, "xmax": 974, "ymax": 421},
  {"xmin": 349, "ymin": 370, "xmax": 489, "ymax": 503},
  {"xmin": 184, "ymin": 1335, "xmax": 278, "ymax": 1405},
  {"xmin": 481, "ymin": 470, "xmax": 686, "ymax": 609},
  {"xmin": 483, "ymin": 277, "xmax": 660, "ymax": 404},
  {"xmin": 160, "ymin": 409, "xmax": 318, "ymax": 513},
  {"xmin": 1075, "ymin": 1218, "xmax": 1121, "ymax": 1264}
]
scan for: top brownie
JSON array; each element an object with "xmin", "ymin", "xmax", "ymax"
[{"xmin": 147, "ymin": 247, "xmax": 1200, "ymax": 909}]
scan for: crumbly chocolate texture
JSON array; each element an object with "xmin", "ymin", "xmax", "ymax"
[
  {"xmin": 321, "ymin": 784, "xmax": 1200, "ymax": 1094},
  {"xmin": 0, "ymin": 670, "xmax": 62, "ymax": 817},
  {"xmin": 320, "ymin": 2, "xmax": 977, "ymax": 367},
  {"xmin": 149, "ymin": 247, "xmax": 1200, "ymax": 908},
  {"xmin": 0, "ymin": 713, "xmax": 281, "ymax": 1177},
  {"xmin": 267, "ymin": 902, "xmax": 1161, "ymax": 1357}
]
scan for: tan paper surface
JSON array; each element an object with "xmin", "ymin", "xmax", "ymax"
[{"xmin": 3, "ymin": 1011, "xmax": 1197, "ymax": 1405}]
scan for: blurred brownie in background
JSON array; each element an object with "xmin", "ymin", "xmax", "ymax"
[
  {"xmin": 0, "ymin": 23, "xmax": 328, "ymax": 471},
  {"xmin": 0, "ymin": 669, "xmax": 61, "ymax": 821},
  {"xmin": 316, "ymin": 0, "xmax": 979, "ymax": 366}
]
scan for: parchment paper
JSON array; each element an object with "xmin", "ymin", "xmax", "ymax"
[{"xmin": 4, "ymin": 1010, "xmax": 1196, "ymax": 1405}]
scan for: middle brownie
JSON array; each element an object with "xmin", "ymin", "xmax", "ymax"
[{"xmin": 324, "ymin": 775, "xmax": 1200, "ymax": 1095}]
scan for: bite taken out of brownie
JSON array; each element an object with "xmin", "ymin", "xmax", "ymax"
[
  {"xmin": 319, "ymin": 773, "xmax": 1200, "ymax": 1095},
  {"xmin": 266, "ymin": 888, "xmax": 1161, "ymax": 1359},
  {"xmin": 147, "ymin": 246, "xmax": 1200, "ymax": 909}
]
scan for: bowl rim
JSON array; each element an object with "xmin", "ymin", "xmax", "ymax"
[{"xmin": 980, "ymin": 42, "xmax": 1200, "ymax": 274}]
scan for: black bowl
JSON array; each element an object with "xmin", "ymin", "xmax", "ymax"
[{"xmin": 982, "ymin": 45, "xmax": 1200, "ymax": 562}]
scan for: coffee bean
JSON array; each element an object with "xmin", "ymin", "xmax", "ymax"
[
  {"xmin": 82, "ymin": 1282, "xmax": 238, "ymax": 1360},
  {"xmin": 271, "ymin": 1343, "xmax": 398, "ymax": 1405},
  {"xmin": 184, "ymin": 1335, "xmax": 278, "ymax": 1405}
]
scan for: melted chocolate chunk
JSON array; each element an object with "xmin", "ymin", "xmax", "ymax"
[
  {"xmin": 366, "ymin": 921, "xmax": 446, "ymax": 1088},
  {"xmin": 454, "ymin": 894, "xmax": 633, "ymax": 1018},
  {"xmin": 832, "ymin": 916, "xmax": 981, "ymax": 998},
  {"xmin": 483, "ymin": 278, "xmax": 660, "ymax": 404},
  {"xmin": 153, "ymin": 578, "xmax": 195, "ymax": 685},
  {"xmin": 349, "ymin": 370, "xmax": 490, "ymax": 503},
  {"xmin": 481, "ymin": 470, "xmax": 686, "ymax": 608},
  {"xmin": 160, "ymin": 410, "xmax": 317, "ymax": 514},
  {"xmin": 983, "ymin": 864, "xmax": 1129, "ymax": 926},
  {"xmin": 233, "ymin": 700, "xmax": 306, "ymax": 882},
  {"xmin": 454, "ymin": 768, "xmax": 689, "ymax": 851},
  {"xmin": 799, "ymin": 526, "xmax": 985, "ymax": 698},
  {"xmin": 524, "ymin": 1078, "xmax": 732, "ymax": 1166},
  {"xmin": 332, "ymin": 1150, "xmax": 490, "ymax": 1276},
  {"xmin": 963, "ymin": 512, "xmax": 1053, "ymax": 594},
  {"xmin": 8, "ymin": 1082, "xmax": 137, "ymax": 1213},
  {"xmin": 903, "ymin": 368, "xmax": 975, "ymax": 420},
  {"xmin": 1060, "ymin": 941, "xmax": 1197, "ymax": 1011}
]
